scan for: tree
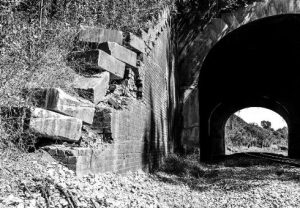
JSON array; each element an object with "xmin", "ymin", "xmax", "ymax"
[{"xmin": 261, "ymin": 120, "xmax": 271, "ymax": 129}]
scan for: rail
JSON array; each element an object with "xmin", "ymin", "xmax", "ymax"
[{"xmin": 243, "ymin": 152, "xmax": 300, "ymax": 168}]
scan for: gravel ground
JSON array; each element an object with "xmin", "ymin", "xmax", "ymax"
[{"xmin": 0, "ymin": 150, "xmax": 300, "ymax": 208}]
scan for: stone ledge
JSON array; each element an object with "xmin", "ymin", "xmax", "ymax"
[
  {"xmin": 73, "ymin": 72, "xmax": 110, "ymax": 104},
  {"xmin": 71, "ymin": 50, "xmax": 126, "ymax": 80},
  {"xmin": 0, "ymin": 107, "xmax": 83, "ymax": 142},
  {"xmin": 30, "ymin": 108, "xmax": 83, "ymax": 142},
  {"xmin": 127, "ymin": 33, "xmax": 146, "ymax": 54},
  {"xmin": 43, "ymin": 145, "xmax": 117, "ymax": 176},
  {"xmin": 43, "ymin": 145, "xmax": 94, "ymax": 157},
  {"xmin": 45, "ymin": 88, "xmax": 95, "ymax": 124},
  {"xmin": 78, "ymin": 26, "xmax": 123, "ymax": 45},
  {"xmin": 99, "ymin": 42, "xmax": 137, "ymax": 68}
]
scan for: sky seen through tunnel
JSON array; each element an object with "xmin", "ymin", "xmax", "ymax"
[{"xmin": 235, "ymin": 107, "xmax": 287, "ymax": 130}]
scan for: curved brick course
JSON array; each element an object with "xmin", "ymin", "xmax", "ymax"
[{"xmin": 181, "ymin": 0, "xmax": 300, "ymax": 151}]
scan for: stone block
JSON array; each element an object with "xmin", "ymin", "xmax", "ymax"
[
  {"xmin": 99, "ymin": 42, "xmax": 137, "ymax": 67},
  {"xmin": 68, "ymin": 155, "xmax": 92, "ymax": 176},
  {"xmin": 72, "ymin": 50, "xmax": 126, "ymax": 79},
  {"xmin": 30, "ymin": 108, "xmax": 82, "ymax": 142},
  {"xmin": 97, "ymin": 50, "xmax": 126, "ymax": 79},
  {"xmin": 47, "ymin": 148, "xmax": 58, "ymax": 156},
  {"xmin": 43, "ymin": 146, "xmax": 93, "ymax": 157},
  {"xmin": 127, "ymin": 33, "xmax": 146, "ymax": 53},
  {"xmin": 92, "ymin": 106, "xmax": 113, "ymax": 134},
  {"xmin": 44, "ymin": 146, "xmax": 111, "ymax": 176},
  {"xmin": 78, "ymin": 26, "xmax": 123, "ymax": 45},
  {"xmin": 73, "ymin": 72, "xmax": 110, "ymax": 104},
  {"xmin": 45, "ymin": 88, "xmax": 95, "ymax": 124}
]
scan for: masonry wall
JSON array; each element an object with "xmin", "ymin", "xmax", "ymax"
[
  {"xmin": 113, "ymin": 13, "xmax": 177, "ymax": 172},
  {"xmin": 42, "ymin": 9, "xmax": 179, "ymax": 175},
  {"xmin": 179, "ymin": 0, "xmax": 300, "ymax": 151},
  {"xmin": 181, "ymin": 89, "xmax": 199, "ymax": 149}
]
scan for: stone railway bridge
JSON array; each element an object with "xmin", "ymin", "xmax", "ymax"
[
  {"xmin": 180, "ymin": 0, "xmax": 300, "ymax": 161},
  {"xmin": 9, "ymin": 0, "xmax": 300, "ymax": 175}
]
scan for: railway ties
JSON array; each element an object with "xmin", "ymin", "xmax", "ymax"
[{"xmin": 243, "ymin": 152, "xmax": 300, "ymax": 168}]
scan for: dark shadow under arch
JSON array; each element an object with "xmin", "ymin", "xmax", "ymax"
[{"xmin": 199, "ymin": 14, "xmax": 300, "ymax": 161}]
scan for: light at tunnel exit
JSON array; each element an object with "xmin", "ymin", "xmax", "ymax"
[{"xmin": 235, "ymin": 107, "xmax": 287, "ymax": 130}]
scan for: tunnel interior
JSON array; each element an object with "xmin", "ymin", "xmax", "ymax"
[{"xmin": 199, "ymin": 14, "xmax": 300, "ymax": 161}]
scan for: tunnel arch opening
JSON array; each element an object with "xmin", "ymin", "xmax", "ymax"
[
  {"xmin": 198, "ymin": 14, "xmax": 300, "ymax": 161},
  {"xmin": 224, "ymin": 107, "xmax": 289, "ymax": 155},
  {"xmin": 206, "ymin": 96, "xmax": 290, "ymax": 160}
]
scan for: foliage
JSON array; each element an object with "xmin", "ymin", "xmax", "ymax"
[
  {"xmin": 176, "ymin": 0, "xmax": 262, "ymax": 16},
  {"xmin": 225, "ymin": 115, "xmax": 288, "ymax": 150},
  {"xmin": 0, "ymin": 5, "xmax": 77, "ymax": 151},
  {"xmin": 2, "ymin": 0, "xmax": 176, "ymax": 35},
  {"xmin": 261, "ymin": 120, "xmax": 271, "ymax": 129},
  {"xmin": 161, "ymin": 153, "xmax": 206, "ymax": 178},
  {"xmin": 218, "ymin": 0, "xmax": 264, "ymax": 12},
  {"xmin": 0, "ymin": 0, "xmax": 177, "ymax": 105}
]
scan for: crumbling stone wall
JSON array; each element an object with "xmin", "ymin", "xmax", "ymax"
[{"xmin": 20, "ymin": 8, "xmax": 178, "ymax": 176}]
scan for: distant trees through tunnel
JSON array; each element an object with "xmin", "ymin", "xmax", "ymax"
[{"xmin": 224, "ymin": 108, "xmax": 288, "ymax": 155}]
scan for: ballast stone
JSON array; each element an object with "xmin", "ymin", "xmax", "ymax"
[
  {"xmin": 30, "ymin": 108, "xmax": 82, "ymax": 142},
  {"xmin": 45, "ymin": 88, "xmax": 95, "ymax": 124}
]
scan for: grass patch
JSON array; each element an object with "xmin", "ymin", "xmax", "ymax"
[{"xmin": 161, "ymin": 153, "xmax": 211, "ymax": 178}]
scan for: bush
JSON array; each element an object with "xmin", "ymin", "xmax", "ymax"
[
  {"xmin": 3, "ymin": 0, "xmax": 176, "ymax": 35},
  {"xmin": 0, "ymin": 15, "xmax": 78, "ymax": 151},
  {"xmin": 162, "ymin": 154, "xmax": 206, "ymax": 178},
  {"xmin": 225, "ymin": 115, "xmax": 288, "ymax": 150}
]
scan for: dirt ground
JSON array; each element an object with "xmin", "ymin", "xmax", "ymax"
[{"xmin": 0, "ymin": 150, "xmax": 299, "ymax": 208}]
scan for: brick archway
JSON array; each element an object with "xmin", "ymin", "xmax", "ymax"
[
  {"xmin": 206, "ymin": 97, "xmax": 290, "ymax": 160},
  {"xmin": 180, "ymin": 0, "xmax": 300, "ymax": 94},
  {"xmin": 197, "ymin": 13, "xmax": 300, "ymax": 160},
  {"xmin": 180, "ymin": 1, "xmax": 300, "ymax": 153}
]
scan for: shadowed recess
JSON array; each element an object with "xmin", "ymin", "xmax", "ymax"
[{"xmin": 199, "ymin": 14, "xmax": 300, "ymax": 161}]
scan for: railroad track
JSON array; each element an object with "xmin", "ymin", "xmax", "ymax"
[{"xmin": 243, "ymin": 152, "xmax": 300, "ymax": 167}]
